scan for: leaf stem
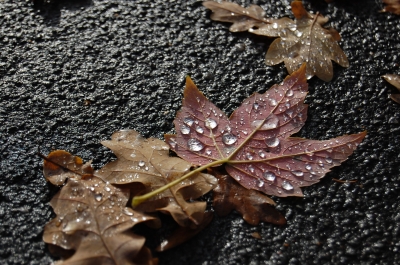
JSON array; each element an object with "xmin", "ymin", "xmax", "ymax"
[{"xmin": 131, "ymin": 159, "xmax": 228, "ymax": 207}]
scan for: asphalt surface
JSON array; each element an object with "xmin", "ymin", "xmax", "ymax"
[{"xmin": 1, "ymin": 0, "xmax": 399, "ymax": 264}]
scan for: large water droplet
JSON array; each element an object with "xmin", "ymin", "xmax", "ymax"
[
  {"xmin": 138, "ymin": 161, "xmax": 145, "ymax": 167},
  {"xmin": 222, "ymin": 133, "xmax": 237, "ymax": 145},
  {"xmin": 286, "ymin": 89, "xmax": 294, "ymax": 97},
  {"xmin": 288, "ymin": 23, "xmax": 297, "ymax": 31},
  {"xmin": 205, "ymin": 118, "xmax": 217, "ymax": 129},
  {"xmin": 252, "ymin": 115, "xmax": 279, "ymax": 130},
  {"xmin": 292, "ymin": 170, "xmax": 304, "ymax": 177},
  {"xmin": 246, "ymin": 153, "xmax": 253, "ymax": 160},
  {"xmin": 183, "ymin": 117, "xmax": 194, "ymax": 126},
  {"xmin": 282, "ymin": 181, "xmax": 294, "ymax": 191},
  {"xmin": 268, "ymin": 99, "xmax": 278, "ymax": 106},
  {"xmin": 195, "ymin": 126, "xmax": 204, "ymax": 134},
  {"xmin": 272, "ymin": 23, "xmax": 278, "ymax": 29},
  {"xmin": 263, "ymin": 171, "xmax": 276, "ymax": 181},
  {"xmin": 325, "ymin": 157, "xmax": 333, "ymax": 164},
  {"xmin": 305, "ymin": 164, "xmax": 312, "ymax": 171},
  {"xmin": 265, "ymin": 137, "xmax": 280, "ymax": 148},
  {"xmin": 180, "ymin": 125, "xmax": 190, "ymax": 134},
  {"xmin": 187, "ymin": 138, "xmax": 204, "ymax": 151},
  {"xmin": 95, "ymin": 193, "xmax": 102, "ymax": 202}
]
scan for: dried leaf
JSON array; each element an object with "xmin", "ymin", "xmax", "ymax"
[
  {"xmin": 213, "ymin": 173, "xmax": 286, "ymax": 226},
  {"xmin": 43, "ymin": 151, "xmax": 156, "ymax": 265},
  {"xmin": 382, "ymin": 0, "xmax": 400, "ymax": 15},
  {"xmin": 203, "ymin": 1, "xmax": 349, "ymax": 81},
  {"xmin": 202, "ymin": 1, "xmax": 291, "ymax": 33},
  {"xmin": 156, "ymin": 212, "xmax": 213, "ymax": 252},
  {"xmin": 382, "ymin": 74, "xmax": 400, "ymax": 104},
  {"xmin": 95, "ymin": 130, "xmax": 218, "ymax": 227},
  {"xmin": 43, "ymin": 150, "xmax": 93, "ymax": 185},
  {"xmin": 165, "ymin": 65, "xmax": 366, "ymax": 198}
]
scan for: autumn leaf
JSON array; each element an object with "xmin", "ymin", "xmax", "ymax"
[
  {"xmin": 212, "ymin": 172, "xmax": 286, "ymax": 226},
  {"xmin": 382, "ymin": 74, "xmax": 400, "ymax": 104},
  {"xmin": 382, "ymin": 0, "xmax": 400, "ymax": 15},
  {"xmin": 42, "ymin": 150, "xmax": 93, "ymax": 185},
  {"xmin": 156, "ymin": 212, "xmax": 213, "ymax": 252},
  {"xmin": 42, "ymin": 151, "xmax": 157, "ymax": 265},
  {"xmin": 202, "ymin": 1, "xmax": 291, "ymax": 33},
  {"xmin": 94, "ymin": 130, "xmax": 218, "ymax": 227},
  {"xmin": 203, "ymin": 0, "xmax": 349, "ymax": 81},
  {"xmin": 165, "ymin": 64, "xmax": 366, "ymax": 198}
]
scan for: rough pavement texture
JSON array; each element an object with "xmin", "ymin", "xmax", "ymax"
[{"xmin": 1, "ymin": 0, "xmax": 399, "ymax": 264}]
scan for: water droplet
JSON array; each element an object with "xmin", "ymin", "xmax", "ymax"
[
  {"xmin": 138, "ymin": 161, "xmax": 145, "ymax": 167},
  {"xmin": 258, "ymin": 180, "xmax": 265, "ymax": 187},
  {"xmin": 248, "ymin": 165, "xmax": 255, "ymax": 173},
  {"xmin": 205, "ymin": 118, "xmax": 217, "ymax": 129},
  {"xmin": 222, "ymin": 133, "xmax": 237, "ymax": 145},
  {"xmin": 268, "ymin": 99, "xmax": 278, "ymax": 106},
  {"xmin": 272, "ymin": 23, "xmax": 278, "ymax": 29},
  {"xmin": 252, "ymin": 114, "xmax": 279, "ymax": 130},
  {"xmin": 180, "ymin": 125, "xmax": 190, "ymax": 134},
  {"xmin": 258, "ymin": 151, "xmax": 266, "ymax": 158},
  {"xmin": 295, "ymin": 30, "xmax": 303, "ymax": 37},
  {"xmin": 325, "ymin": 157, "xmax": 333, "ymax": 164},
  {"xmin": 187, "ymin": 138, "xmax": 204, "ymax": 151},
  {"xmin": 292, "ymin": 170, "xmax": 304, "ymax": 177},
  {"xmin": 265, "ymin": 137, "xmax": 280, "ymax": 148},
  {"xmin": 206, "ymin": 150, "xmax": 212, "ymax": 155},
  {"xmin": 282, "ymin": 181, "xmax": 294, "ymax": 190},
  {"xmin": 246, "ymin": 153, "xmax": 253, "ymax": 160},
  {"xmin": 183, "ymin": 117, "xmax": 194, "ymax": 126},
  {"xmin": 195, "ymin": 126, "xmax": 204, "ymax": 134},
  {"xmin": 105, "ymin": 186, "xmax": 111, "ymax": 192},
  {"xmin": 327, "ymin": 148, "xmax": 333, "ymax": 153},
  {"xmin": 286, "ymin": 89, "xmax": 293, "ymax": 97},
  {"xmin": 305, "ymin": 164, "xmax": 312, "ymax": 171},
  {"xmin": 253, "ymin": 102, "xmax": 259, "ymax": 110},
  {"xmin": 95, "ymin": 193, "xmax": 102, "ymax": 202},
  {"xmin": 288, "ymin": 23, "xmax": 297, "ymax": 31},
  {"xmin": 263, "ymin": 171, "xmax": 276, "ymax": 181},
  {"xmin": 123, "ymin": 208, "xmax": 134, "ymax": 216}
]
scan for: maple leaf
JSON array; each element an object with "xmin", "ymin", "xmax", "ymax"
[
  {"xmin": 382, "ymin": 74, "xmax": 400, "ymax": 104},
  {"xmin": 94, "ymin": 130, "xmax": 218, "ymax": 227},
  {"xmin": 42, "ymin": 150, "xmax": 157, "ymax": 265},
  {"xmin": 212, "ymin": 172, "xmax": 286, "ymax": 226},
  {"xmin": 203, "ymin": 0, "xmax": 349, "ymax": 81},
  {"xmin": 165, "ymin": 65, "xmax": 366, "ymax": 197},
  {"xmin": 382, "ymin": 0, "xmax": 400, "ymax": 15}
]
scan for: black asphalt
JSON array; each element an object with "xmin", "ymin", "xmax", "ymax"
[{"xmin": 1, "ymin": 0, "xmax": 399, "ymax": 264}]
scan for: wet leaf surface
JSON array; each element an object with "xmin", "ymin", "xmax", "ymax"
[
  {"xmin": 203, "ymin": 0, "xmax": 349, "ymax": 81},
  {"xmin": 212, "ymin": 172, "xmax": 286, "ymax": 226},
  {"xmin": 165, "ymin": 65, "xmax": 366, "ymax": 197},
  {"xmin": 42, "ymin": 151, "xmax": 157, "ymax": 265},
  {"xmin": 95, "ymin": 130, "xmax": 218, "ymax": 227}
]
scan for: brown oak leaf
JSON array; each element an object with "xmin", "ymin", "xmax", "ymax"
[
  {"xmin": 94, "ymin": 130, "xmax": 217, "ymax": 227},
  {"xmin": 165, "ymin": 64, "xmax": 366, "ymax": 198},
  {"xmin": 203, "ymin": 1, "xmax": 349, "ymax": 81},
  {"xmin": 382, "ymin": 0, "xmax": 400, "ymax": 15},
  {"xmin": 382, "ymin": 74, "xmax": 400, "ymax": 104},
  {"xmin": 42, "ymin": 151, "xmax": 156, "ymax": 265}
]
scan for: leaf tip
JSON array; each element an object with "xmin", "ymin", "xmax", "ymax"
[
  {"xmin": 291, "ymin": 0, "xmax": 309, "ymax": 20},
  {"xmin": 185, "ymin": 75, "xmax": 197, "ymax": 91}
]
